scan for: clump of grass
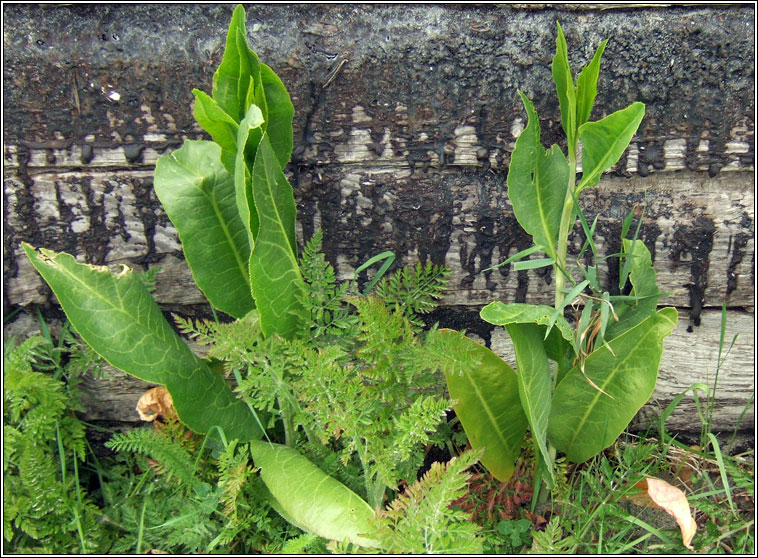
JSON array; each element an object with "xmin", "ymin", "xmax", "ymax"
[
  {"xmin": 539, "ymin": 431, "xmax": 753, "ymax": 554},
  {"xmin": 525, "ymin": 301, "xmax": 754, "ymax": 554}
]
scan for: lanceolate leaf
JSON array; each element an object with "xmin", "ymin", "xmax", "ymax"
[
  {"xmin": 260, "ymin": 63, "xmax": 295, "ymax": 168},
  {"xmin": 507, "ymin": 91, "xmax": 569, "ymax": 260},
  {"xmin": 576, "ymin": 102, "xmax": 645, "ymax": 193},
  {"xmin": 505, "ymin": 323, "xmax": 555, "ymax": 485},
  {"xmin": 624, "ymin": 238, "xmax": 658, "ymax": 304},
  {"xmin": 575, "ymin": 38, "xmax": 608, "ymax": 128},
  {"xmin": 234, "ymin": 104, "xmax": 266, "ymax": 244},
  {"xmin": 192, "ymin": 89, "xmax": 240, "ymax": 173},
  {"xmin": 212, "ymin": 5, "xmax": 260, "ymax": 122},
  {"xmin": 552, "ymin": 21, "xmax": 577, "ymax": 149},
  {"xmin": 154, "ymin": 140, "xmax": 254, "ymax": 318},
  {"xmin": 249, "ymin": 134, "xmax": 305, "ymax": 338},
  {"xmin": 22, "ymin": 244, "xmax": 262, "ymax": 441},
  {"xmin": 249, "ymin": 440, "xmax": 378, "ymax": 548},
  {"xmin": 548, "ymin": 307, "xmax": 678, "ymax": 462},
  {"xmin": 441, "ymin": 331, "xmax": 527, "ymax": 482},
  {"xmin": 608, "ymin": 239, "xmax": 661, "ymax": 339}
]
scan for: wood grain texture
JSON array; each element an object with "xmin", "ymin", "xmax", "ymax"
[
  {"xmin": 5, "ymin": 169, "xmax": 753, "ymax": 321},
  {"xmin": 4, "ymin": 308, "xmax": 752, "ymax": 432},
  {"xmin": 3, "ymin": 4, "xmax": 754, "ymax": 432}
]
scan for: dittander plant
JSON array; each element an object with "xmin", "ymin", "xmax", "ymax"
[
  {"xmin": 444, "ymin": 22, "xmax": 678, "ymax": 493},
  {"xmin": 22, "ymin": 5, "xmax": 482, "ymax": 551}
]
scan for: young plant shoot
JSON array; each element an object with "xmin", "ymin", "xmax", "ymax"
[
  {"xmin": 445, "ymin": 22, "xmax": 678, "ymax": 489},
  {"xmin": 22, "ymin": 5, "xmax": 481, "ymax": 551}
]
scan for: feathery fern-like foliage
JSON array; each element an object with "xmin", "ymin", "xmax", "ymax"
[
  {"xmin": 369, "ymin": 450, "xmax": 484, "ymax": 554},
  {"xmin": 105, "ymin": 424, "xmax": 200, "ymax": 487},
  {"xmin": 230, "ymin": 237, "xmax": 460, "ymax": 500},
  {"xmin": 297, "ymin": 230, "xmax": 360, "ymax": 344},
  {"xmin": 3, "ymin": 335, "xmax": 102, "ymax": 553},
  {"xmin": 374, "ymin": 260, "xmax": 450, "ymax": 324}
]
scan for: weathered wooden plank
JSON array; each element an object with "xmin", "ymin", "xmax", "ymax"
[
  {"xmin": 4, "ymin": 308, "xmax": 752, "ymax": 432},
  {"xmin": 489, "ymin": 309, "xmax": 755, "ymax": 433},
  {"xmin": 5, "ymin": 169, "xmax": 753, "ymax": 318},
  {"xmin": 3, "ymin": 4, "xmax": 754, "ymax": 434}
]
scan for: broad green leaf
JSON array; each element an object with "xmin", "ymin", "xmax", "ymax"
[
  {"xmin": 208, "ymin": 6, "xmax": 294, "ymax": 170},
  {"xmin": 260, "ymin": 63, "xmax": 295, "ymax": 168},
  {"xmin": 480, "ymin": 302, "xmax": 575, "ymax": 353},
  {"xmin": 249, "ymin": 440, "xmax": 378, "ymax": 548},
  {"xmin": 548, "ymin": 307, "xmax": 678, "ymax": 462},
  {"xmin": 212, "ymin": 6, "xmax": 259, "ymax": 122},
  {"xmin": 192, "ymin": 89, "xmax": 239, "ymax": 173},
  {"xmin": 154, "ymin": 140, "xmax": 254, "ymax": 319},
  {"xmin": 609, "ymin": 239, "xmax": 661, "ymax": 339},
  {"xmin": 575, "ymin": 38, "xmax": 608, "ymax": 128},
  {"xmin": 506, "ymin": 323, "xmax": 554, "ymax": 485},
  {"xmin": 22, "ymin": 244, "xmax": 262, "ymax": 441},
  {"xmin": 441, "ymin": 331, "xmax": 527, "ymax": 482},
  {"xmin": 249, "ymin": 134, "xmax": 305, "ymax": 338},
  {"xmin": 552, "ymin": 21, "xmax": 577, "ymax": 149},
  {"xmin": 576, "ymin": 102, "xmax": 645, "ymax": 193},
  {"xmin": 234, "ymin": 104, "xmax": 266, "ymax": 244},
  {"xmin": 507, "ymin": 91, "xmax": 569, "ymax": 260},
  {"xmin": 624, "ymin": 238, "xmax": 658, "ymax": 303}
]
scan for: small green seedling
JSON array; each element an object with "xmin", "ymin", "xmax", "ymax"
[
  {"xmin": 445, "ymin": 22, "xmax": 677, "ymax": 490},
  {"xmin": 497, "ymin": 518, "xmax": 533, "ymax": 549}
]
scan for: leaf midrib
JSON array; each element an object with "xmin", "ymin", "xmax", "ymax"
[
  {"xmin": 460, "ymin": 369, "xmax": 512, "ymax": 456},
  {"xmin": 255, "ymin": 144, "xmax": 302, "ymax": 286},
  {"xmin": 562, "ymin": 316, "xmax": 661, "ymax": 451},
  {"xmin": 32, "ymin": 253, "xmax": 187, "ymax": 379},
  {"xmin": 171, "ymin": 152, "xmax": 251, "ymax": 290}
]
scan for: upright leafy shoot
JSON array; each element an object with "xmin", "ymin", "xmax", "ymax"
[{"xmin": 450, "ymin": 22, "xmax": 676, "ymax": 491}]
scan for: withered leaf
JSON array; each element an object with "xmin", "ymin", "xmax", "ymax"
[
  {"xmin": 625, "ymin": 476, "xmax": 697, "ymax": 550},
  {"xmin": 136, "ymin": 386, "xmax": 175, "ymax": 422}
]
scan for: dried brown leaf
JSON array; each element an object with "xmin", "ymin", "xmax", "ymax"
[
  {"xmin": 136, "ymin": 386, "xmax": 175, "ymax": 422},
  {"xmin": 626, "ymin": 476, "xmax": 697, "ymax": 550}
]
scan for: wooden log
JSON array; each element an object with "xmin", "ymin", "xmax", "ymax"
[
  {"xmin": 4, "ymin": 169, "xmax": 753, "ymax": 322},
  {"xmin": 3, "ymin": 307, "xmax": 753, "ymax": 433},
  {"xmin": 3, "ymin": 4, "xmax": 754, "ymax": 432}
]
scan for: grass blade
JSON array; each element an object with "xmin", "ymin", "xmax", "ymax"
[
  {"xmin": 513, "ymin": 258, "xmax": 555, "ymax": 271},
  {"xmin": 483, "ymin": 244, "xmax": 544, "ymax": 272},
  {"xmin": 355, "ymin": 250, "xmax": 396, "ymax": 293},
  {"xmin": 706, "ymin": 432, "xmax": 736, "ymax": 515}
]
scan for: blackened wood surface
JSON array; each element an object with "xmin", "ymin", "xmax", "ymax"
[{"xmin": 3, "ymin": 4, "xmax": 754, "ymax": 430}]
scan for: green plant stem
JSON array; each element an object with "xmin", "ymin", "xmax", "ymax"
[
  {"xmin": 357, "ymin": 440, "xmax": 385, "ymax": 509},
  {"xmin": 545, "ymin": 143, "xmax": 577, "ymax": 501},
  {"xmin": 554, "ymin": 147, "xmax": 578, "ymax": 309},
  {"xmin": 278, "ymin": 395, "xmax": 295, "ymax": 447}
]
